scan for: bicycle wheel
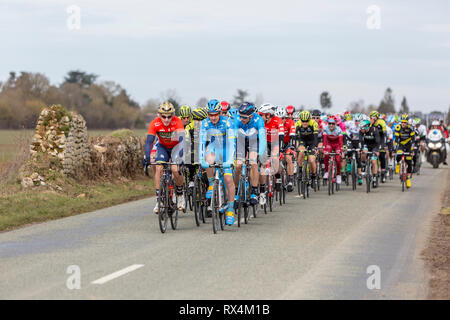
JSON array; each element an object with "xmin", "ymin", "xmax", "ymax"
[
  {"xmin": 297, "ymin": 163, "xmax": 302, "ymax": 196},
  {"xmin": 401, "ymin": 161, "xmax": 406, "ymax": 192},
  {"xmin": 366, "ymin": 163, "xmax": 371, "ymax": 193},
  {"xmin": 328, "ymin": 163, "xmax": 332, "ymax": 196},
  {"xmin": 158, "ymin": 176, "xmax": 169, "ymax": 233},
  {"xmin": 244, "ymin": 180, "xmax": 250, "ymax": 224},
  {"xmin": 193, "ymin": 175, "xmax": 200, "ymax": 227},
  {"xmin": 266, "ymin": 175, "xmax": 273, "ymax": 212},
  {"xmin": 212, "ymin": 182, "xmax": 220, "ymax": 234},
  {"xmin": 281, "ymin": 169, "xmax": 286, "ymax": 204},
  {"xmin": 219, "ymin": 182, "xmax": 225, "ymax": 230},
  {"xmin": 170, "ymin": 191, "xmax": 179, "ymax": 230},
  {"xmin": 237, "ymin": 179, "xmax": 243, "ymax": 227},
  {"xmin": 351, "ymin": 159, "xmax": 357, "ymax": 190}
]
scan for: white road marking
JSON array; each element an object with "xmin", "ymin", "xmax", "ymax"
[{"xmin": 91, "ymin": 264, "xmax": 144, "ymax": 285}]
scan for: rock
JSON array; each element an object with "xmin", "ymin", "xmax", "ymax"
[{"xmin": 21, "ymin": 177, "xmax": 34, "ymax": 188}]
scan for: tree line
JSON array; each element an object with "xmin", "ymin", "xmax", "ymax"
[
  {"xmin": 0, "ymin": 70, "xmax": 447, "ymax": 129},
  {"xmin": 0, "ymin": 71, "xmax": 144, "ymax": 129}
]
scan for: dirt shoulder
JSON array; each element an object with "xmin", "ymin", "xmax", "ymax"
[{"xmin": 422, "ymin": 168, "xmax": 450, "ymax": 299}]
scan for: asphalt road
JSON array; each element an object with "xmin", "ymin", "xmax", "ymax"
[{"xmin": 0, "ymin": 163, "xmax": 446, "ymax": 299}]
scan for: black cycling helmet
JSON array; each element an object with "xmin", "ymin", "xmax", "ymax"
[
  {"xmin": 311, "ymin": 109, "xmax": 321, "ymax": 117},
  {"xmin": 238, "ymin": 102, "xmax": 256, "ymax": 116}
]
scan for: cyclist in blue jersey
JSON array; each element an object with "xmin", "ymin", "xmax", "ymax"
[
  {"xmin": 199, "ymin": 99, "xmax": 236, "ymax": 225},
  {"xmin": 230, "ymin": 102, "xmax": 267, "ymax": 206}
]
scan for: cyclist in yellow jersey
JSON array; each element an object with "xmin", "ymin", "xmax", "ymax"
[{"xmin": 369, "ymin": 110, "xmax": 388, "ymax": 183}]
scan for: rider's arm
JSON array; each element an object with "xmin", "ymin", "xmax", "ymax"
[
  {"xmin": 145, "ymin": 134, "xmax": 156, "ymax": 160},
  {"xmin": 258, "ymin": 117, "xmax": 267, "ymax": 157},
  {"xmin": 144, "ymin": 119, "xmax": 158, "ymax": 160},
  {"xmin": 312, "ymin": 121, "xmax": 319, "ymax": 148},
  {"xmin": 198, "ymin": 119, "xmax": 208, "ymax": 166}
]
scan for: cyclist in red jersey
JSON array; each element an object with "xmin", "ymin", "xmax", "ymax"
[
  {"xmin": 144, "ymin": 101, "xmax": 185, "ymax": 214},
  {"xmin": 276, "ymin": 106, "xmax": 296, "ymax": 192},
  {"xmin": 259, "ymin": 103, "xmax": 284, "ymax": 191}
]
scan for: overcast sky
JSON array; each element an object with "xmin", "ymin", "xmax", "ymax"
[{"xmin": 1, "ymin": 0, "xmax": 449, "ymax": 112}]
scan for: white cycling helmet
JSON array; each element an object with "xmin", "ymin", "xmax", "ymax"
[
  {"xmin": 354, "ymin": 113, "xmax": 363, "ymax": 122},
  {"xmin": 432, "ymin": 120, "xmax": 440, "ymax": 126},
  {"xmin": 259, "ymin": 103, "xmax": 275, "ymax": 115},
  {"xmin": 275, "ymin": 106, "xmax": 287, "ymax": 118}
]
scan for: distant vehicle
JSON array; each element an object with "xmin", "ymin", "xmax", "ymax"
[{"xmin": 425, "ymin": 129, "xmax": 446, "ymax": 168}]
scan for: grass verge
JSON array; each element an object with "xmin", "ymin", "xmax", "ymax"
[
  {"xmin": 422, "ymin": 169, "xmax": 450, "ymax": 299},
  {"xmin": 0, "ymin": 178, "xmax": 154, "ymax": 232}
]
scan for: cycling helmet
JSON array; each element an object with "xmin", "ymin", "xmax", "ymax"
[
  {"xmin": 344, "ymin": 113, "xmax": 352, "ymax": 121},
  {"xmin": 414, "ymin": 117, "xmax": 421, "ymax": 124},
  {"xmin": 354, "ymin": 113, "xmax": 363, "ymax": 122},
  {"xmin": 179, "ymin": 105, "xmax": 192, "ymax": 118},
  {"xmin": 401, "ymin": 114, "xmax": 409, "ymax": 123},
  {"xmin": 275, "ymin": 106, "xmax": 287, "ymax": 118},
  {"xmin": 293, "ymin": 111, "xmax": 302, "ymax": 120},
  {"xmin": 359, "ymin": 120, "xmax": 371, "ymax": 129},
  {"xmin": 300, "ymin": 110, "xmax": 311, "ymax": 122},
  {"xmin": 369, "ymin": 110, "xmax": 379, "ymax": 119},
  {"xmin": 381, "ymin": 113, "xmax": 387, "ymax": 120},
  {"xmin": 220, "ymin": 101, "xmax": 230, "ymax": 112},
  {"xmin": 327, "ymin": 116, "xmax": 336, "ymax": 124},
  {"xmin": 386, "ymin": 115, "xmax": 394, "ymax": 124},
  {"xmin": 320, "ymin": 114, "xmax": 328, "ymax": 122},
  {"xmin": 394, "ymin": 115, "xmax": 399, "ymax": 122},
  {"xmin": 206, "ymin": 99, "xmax": 221, "ymax": 113},
  {"xmin": 227, "ymin": 108, "xmax": 238, "ymax": 119},
  {"xmin": 311, "ymin": 109, "xmax": 321, "ymax": 117},
  {"xmin": 238, "ymin": 102, "xmax": 256, "ymax": 116},
  {"xmin": 158, "ymin": 101, "xmax": 175, "ymax": 114},
  {"xmin": 191, "ymin": 107, "xmax": 208, "ymax": 121},
  {"xmin": 286, "ymin": 105, "xmax": 295, "ymax": 114},
  {"xmin": 432, "ymin": 120, "xmax": 440, "ymax": 126},
  {"xmin": 259, "ymin": 103, "xmax": 275, "ymax": 115}
]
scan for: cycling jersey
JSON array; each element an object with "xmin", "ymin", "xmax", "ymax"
[
  {"xmin": 199, "ymin": 115, "xmax": 235, "ymax": 167},
  {"xmin": 323, "ymin": 125, "xmax": 343, "ymax": 149},
  {"xmin": 265, "ymin": 116, "xmax": 285, "ymax": 143},
  {"xmin": 229, "ymin": 113, "xmax": 267, "ymax": 160},
  {"xmin": 295, "ymin": 120, "xmax": 319, "ymax": 147},
  {"xmin": 360, "ymin": 126, "xmax": 380, "ymax": 150},
  {"xmin": 394, "ymin": 124, "xmax": 416, "ymax": 147},
  {"xmin": 372, "ymin": 118, "xmax": 387, "ymax": 145},
  {"xmin": 283, "ymin": 118, "xmax": 296, "ymax": 145},
  {"xmin": 147, "ymin": 116, "xmax": 184, "ymax": 149}
]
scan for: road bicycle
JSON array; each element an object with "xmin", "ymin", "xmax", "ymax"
[
  {"xmin": 209, "ymin": 163, "xmax": 229, "ymax": 234},
  {"xmin": 346, "ymin": 148, "xmax": 360, "ymax": 191},
  {"xmin": 325, "ymin": 151, "xmax": 339, "ymax": 196},
  {"xmin": 397, "ymin": 151, "xmax": 411, "ymax": 192},
  {"xmin": 150, "ymin": 162, "xmax": 180, "ymax": 234}
]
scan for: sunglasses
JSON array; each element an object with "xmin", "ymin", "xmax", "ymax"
[
  {"xmin": 312, "ymin": 116, "xmax": 320, "ymax": 119},
  {"xmin": 208, "ymin": 113, "xmax": 220, "ymax": 117},
  {"xmin": 160, "ymin": 114, "xmax": 173, "ymax": 120},
  {"xmin": 240, "ymin": 115, "xmax": 251, "ymax": 120},
  {"xmin": 328, "ymin": 123, "xmax": 336, "ymax": 125},
  {"xmin": 181, "ymin": 116, "xmax": 191, "ymax": 120}
]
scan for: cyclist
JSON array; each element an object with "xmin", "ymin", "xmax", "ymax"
[
  {"xmin": 323, "ymin": 116, "xmax": 343, "ymax": 184},
  {"xmin": 184, "ymin": 107, "xmax": 208, "ymax": 190},
  {"xmin": 231, "ymin": 102, "xmax": 266, "ymax": 206},
  {"xmin": 359, "ymin": 119, "xmax": 380, "ymax": 188},
  {"xmin": 259, "ymin": 103, "xmax": 284, "ymax": 192},
  {"xmin": 369, "ymin": 111, "xmax": 388, "ymax": 183},
  {"xmin": 144, "ymin": 101, "xmax": 186, "ymax": 214},
  {"xmin": 277, "ymin": 106, "xmax": 296, "ymax": 192},
  {"xmin": 414, "ymin": 118, "xmax": 427, "ymax": 154},
  {"xmin": 199, "ymin": 99, "xmax": 236, "ymax": 225},
  {"xmin": 345, "ymin": 113, "xmax": 363, "ymax": 185},
  {"xmin": 295, "ymin": 111, "xmax": 319, "ymax": 187},
  {"xmin": 394, "ymin": 114, "xmax": 416, "ymax": 188}
]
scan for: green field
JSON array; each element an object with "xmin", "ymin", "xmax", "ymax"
[{"xmin": 0, "ymin": 128, "xmax": 152, "ymax": 232}]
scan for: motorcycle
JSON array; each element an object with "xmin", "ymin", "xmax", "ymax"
[{"xmin": 425, "ymin": 129, "xmax": 446, "ymax": 168}]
